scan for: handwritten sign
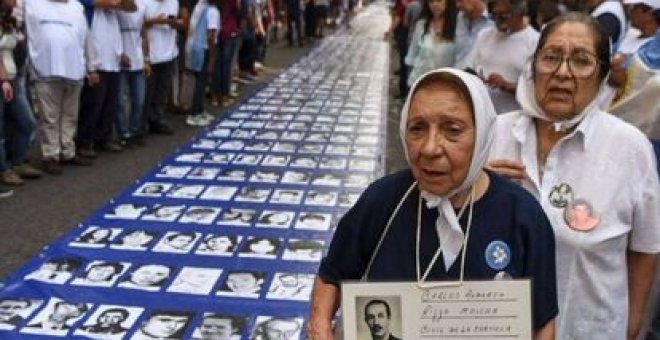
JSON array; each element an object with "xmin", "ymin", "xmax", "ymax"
[{"xmin": 340, "ymin": 280, "xmax": 532, "ymax": 340}]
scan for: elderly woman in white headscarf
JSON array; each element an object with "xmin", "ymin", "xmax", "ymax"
[
  {"xmin": 488, "ymin": 12, "xmax": 660, "ymax": 340},
  {"xmin": 307, "ymin": 68, "xmax": 558, "ymax": 340}
]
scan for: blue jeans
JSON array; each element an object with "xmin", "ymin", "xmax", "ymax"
[
  {"xmin": 1, "ymin": 78, "xmax": 36, "ymax": 171},
  {"xmin": 190, "ymin": 51, "xmax": 210, "ymax": 116},
  {"xmin": 115, "ymin": 70, "xmax": 146, "ymax": 139},
  {"xmin": 213, "ymin": 36, "xmax": 238, "ymax": 96}
]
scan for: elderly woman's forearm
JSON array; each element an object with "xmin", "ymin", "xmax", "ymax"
[{"xmin": 308, "ymin": 277, "xmax": 340, "ymax": 339}]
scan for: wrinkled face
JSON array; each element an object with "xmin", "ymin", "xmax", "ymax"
[
  {"xmin": 533, "ymin": 23, "xmax": 601, "ymax": 120},
  {"xmin": 98, "ymin": 311, "xmax": 125, "ymax": 327},
  {"xmin": 365, "ymin": 304, "xmax": 390, "ymax": 339},
  {"xmin": 428, "ymin": 0, "xmax": 446, "ymax": 17},
  {"xmin": 226, "ymin": 273, "xmax": 260, "ymax": 292},
  {"xmin": 0, "ymin": 300, "xmax": 29, "ymax": 321},
  {"xmin": 490, "ymin": 0, "xmax": 517, "ymax": 33},
  {"xmin": 405, "ymin": 84, "xmax": 475, "ymax": 196},
  {"xmin": 86, "ymin": 265, "xmax": 117, "ymax": 281},
  {"xmin": 131, "ymin": 265, "xmax": 170, "ymax": 286},
  {"xmin": 199, "ymin": 318, "xmax": 233, "ymax": 339},
  {"xmin": 142, "ymin": 315, "xmax": 188, "ymax": 338},
  {"xmin": 264, "ymin": 320, "xmax": 300, "ymax": 340}
]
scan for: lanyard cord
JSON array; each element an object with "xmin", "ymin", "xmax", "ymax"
[
  {"xmin": 361, "ymin": 182, "xmax": 418, "ymax": 282},
  {"xmin": 416, "ymin": 185, "xmax": 476, "ymax": 288}
]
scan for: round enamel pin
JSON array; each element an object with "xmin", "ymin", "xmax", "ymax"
[
  {"xmin": 564, "ymin": 198, "xmax": 600, "ymax": 232},
  {"xmin": 485, "ymin": 240, "xmax": 511, "ymax": 271},
  {"xmin": 548, "ymin": 183, "xmax": 573, "ymax": 208}
]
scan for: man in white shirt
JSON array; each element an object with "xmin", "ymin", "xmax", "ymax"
[
  {"xmin": 619, "ymin": 0, "xmax": 659, "ymax": 55},
  {"xmin": 76, "ymin": 0, "xmax": 137, "ymax": 158},
  {"xmin": 464, "ymin": 0, "xmax": 538, "ymax": 113},
  {"xmin": 24, "ymin": 0, "xmax": 97, "ymax": 174},
  {"xmin": 454, "ymin": 0, "xmax": 492, "ymax": 70}
]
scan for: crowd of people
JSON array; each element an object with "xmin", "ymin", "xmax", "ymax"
[{"xmin": 0, "ymin": 0, "xmax": 357, "ymax": 198}]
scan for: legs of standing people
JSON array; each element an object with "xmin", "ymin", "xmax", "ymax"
[
  {"xmin": 3, "ymin": 79, "xmax": 40, "ymax": 181},
  {"xmin": 187, "ymin": 51, "xmax": 212, "ymax": 127},
  {"xmin": 95, "ymin": 71, "xmax": 122, "ymax": 152},
  {"xmin": 394, "ymin": 25, "xmax": 408, "ymax": 97},
  {"xmin": 77, "ymin": 75, "xmax": 107, "ymax": 157},
  {"xmin": 213, "ymin": 36, "xmax": 238, "ymax": 106},
  {"xmin": 144, "ymin": 61, "xmax": 174, "ymax": 135},
  {"xmin": 115, "ymin": 70, "xmax": 146, "ymax": 146},
  {"xmin": 238, "ymin": 34, "xmax": 257, "ymax": 80}
]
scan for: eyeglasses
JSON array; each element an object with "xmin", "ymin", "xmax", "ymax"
[{"xmin": 534, "ymin": 48, "xmax": 601, "ymax": 78}]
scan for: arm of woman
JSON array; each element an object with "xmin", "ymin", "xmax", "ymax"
[
  {"xmin": 627, "ymin": 251, "xmax": 657, "ymax": 340},
  {"xmin": 534, "ymin": 320, "xmax": 555, "ymax": 340},
  {"xmin": 485, "ymin": 159, "xmax": 526, "ymax": 182},
  {"xmin": 307, "ymin": 277, "xmax": 340, "ymax": 340}
]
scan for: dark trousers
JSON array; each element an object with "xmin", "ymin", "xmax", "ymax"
[
  {"xmin": 190, "ymin": 51, "xmax": 210, "ymax": 116},
  {"xmin": 77, "ymin": 71, "xmax": 120, "ymax": 147},
  {"xmin": 144, "ymin": 60, "xmax": 174, "ymax": 128},
  {"xmin": 238, "ymin": 37, "xmax": 256, "ymax": 73},
  {"xmin": 287, "ymin": 10, "xmax": 302, "ymax": 45},
  {"xmin": 394, "ymin": 25, "xmax": 409, "ymax": 96},
  {"xmin": 213, "ymin": 36, "xmax": 238, "ymax": 96}
]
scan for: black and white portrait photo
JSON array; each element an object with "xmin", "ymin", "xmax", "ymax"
[
  {"xmin": 141, "ymin": 204, "xmax": 186, "ymax": 222},
  {"xmin": 249, "ymin": 316, "xmax": 303, "ymax": 340},
  {"xmin": 175, "ymin": 152, "xmax": 204, "ymax": 163},
  {"xmin": 191, "ymin": 313, "xmax": 247, "ymax": 340},
  {"xmin": 216, "ymin": 270, "xmax": 266, "ymax": 298},
  {"xmin": 195, "ymin": 234, "xmax": 241, "ymax": 256},
  {"xmin": 294, "ymin": 212, "xmax": 333, "ymax": 231},
  {"xmin": 271, "ymin": 142, "xmax": 296, "ymax": 153},
  {"xmin": 104, "ymin": 203, "xmax": 148, "ymax": 220},
  {"xmin": 345, "ymin": 173, "xmax": 372, "ymax": 188},
  {"xmin": 290, "ymin": 156, "xmax": 318, "ymax": 169},
  {"xmin": 232, "ymin": 153, "xmax": 262, "ymax": 165},
  {"xmin": 69, "ymin": 226, "xmax": 121, "ymax": 248},
  {"xmin": 297, "ymin": 144, "xmax": 324, "ymax": 154},
  {"xmin": 244, "ymin": 141, "xmax": 272, "ymax": 152},
  {"xmin": 166, "ymin": 267, "xmax": 223, "ymax": 295},
  {"xmin": 156, "ymin": 165, "xmax": 191, "ymax": 179},
  {"xmin": 280, "ymin": 171, "xmax": 310, "ymax": 184},
  {"xmin": 249, "ymin": 170, "xmax": 281, "ymax": 183},
  {"xmin": 255, "ymin": 211, "xmax": 295, "ymax": 229},
  {"xmin": 234, "ymin": 187, "xmax": 271, "ymax": 203},
  {"xmin": 110, "ymin": 230, "xmax": 159, "ymax": 251},
  {"xmin": 152, "ymin": 232, "xmax": 200, "ymax": 253},
  {"xmin": 282, "ymin": 239, "xmax": 324, "ymax": 262},
  {"xmin": 339, "ymin": 192, "xmax": 360, "ymax": 207},
  {"xmin": 261, "ymin": 154, "xmax": 290, "ymax": 167},
  {"xmin": 207, "ymin": 127, "xmax": 231, "ymax": 138},
  {"xmin": 204, "ymin": 152, "xmax": 236, "ymax": 164},
  {"xmin": 217, "ymin": 169, "xmax": 247, "ymax": 182},
  {"xmin": 266, "ymin": 273, "xmax": 315, "ymax": 301},
  {"xmin": 117, "ymin": 264, "xmax": 173, "ymax": 292},
  {"xmin": 74, "ymin": 305, "xmax": 143, "ymax": 340},
  {"xmin": 349, "ymin": 159, "xmax": 377, "ymax": 172},
  {"xmin": 71, "ymin": 261, "xmax": 129, "ymax": 287},
  {"xmin": 187, "ymin": 167, "xmax": 220, "ymax": 180},
  {"xmin": 166, "ymin": 184, "xmax": 205, "ymax": 199},
  {"xmin": 269, "ymin": 189, "xmax": 304, "ymax": 205},
  {"xmin": 355, "ymin": 297, "xmax": 403, "ymax": 340},
  {"xmin": 0, "ymin": 298, "xmax": 42, "ymax": 331},
  {"xmin": 326, "ymin": 145, "xmax": 350, "ymax": 155},
  {"xmin": 20, "ymin": 298, "xmax": 90, "ymax": 337},
  {"xmin": 178, "ymin": 206, "xmax": 222, "ymax": 225},
  {"xmin": 311, "ymin": 173, "xmax": 342, "ymax": 186},
  {"xmin": 281, "ymin": 131, "xmax": 304, "ymax": 141},
  {"xmin": 216, "ymin": 208, "xmax": 256, "ymax": 226},
  {"xmin": 24, "ymin": 258, "xmax": 82, "ymax": 284},
  {"xmin": 304, "ymin": 190, "xmax": 338, "ymax": 206},
  {"xmin": 319, "ymin": 157, "xmax": 347, "ymax": 170},
  {"xmin": 133, "ymin": 182, "xmax": 172, "ymax": 197},
  {"xmin": 130, "ymin": 310, "xmax": 193, "ymax": 340},
  {"xmin": 217, "ymin": 140, "xmax": 245, "ymax": 151},
  {"xmin": 238, "ymin": 237, "xmax": 281, "ymax": 259},
  {"xmin": 191, "ymin": 138, "xmax": 218, "ymax": 150}
]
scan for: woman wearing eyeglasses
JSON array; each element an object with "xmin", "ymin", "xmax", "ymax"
[{"xmin": 488, "ymin": 12, "xmax": 660, "ymax": 340}]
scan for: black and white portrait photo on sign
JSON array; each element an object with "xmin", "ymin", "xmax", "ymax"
[
  {"xmin": 234, "ymin": 186, "xmax": 271, "ymax": 203},
  {"xmin": 311, "ymin": 173, "xmax": 342, "ymax": 186},
  {"xmin": 355, "ymin": 134, "xmax": 379, "ymax": 146},
  {"xmin": 204, "ymin": 152, "xmax": 236, "ymax": 164},
  {"xmin": 217, "ymin": 140, "xmax": 244, "ymax": 151},
  {"xmin": 219, "ymin": 119, "xmax": 242, "ymax": 128},
  {"xmin": 294, "ymin": 212, "xmax": 332, "ymax": 231},
  {"xmin": 304, "ymin": 190, "xmax": 338, "ymax": 206},
  {"xmin": 339, "ymin": 192, "xmax": 361, "ymax": 207},
  {"xmin": 179, "ymin": 206, "xmax": 222, "ymax": 224},
  {"xmin": 117, "ymin": 264, "xmax": 173, "ymax": 292},
  {"xmin": 231, "ymin": 129, "xmax": 257, "ymax": 139},
  {"xmin": 255, "ymin": 210, "xmax": 295, "ymax": 229},
  {"xmin": 71, "ymin": 261, "xmax": 129, "ymax": 287},
  {"xmin": 345, "ymin": 173, "xmax": 372, "ymax": 188},
  {"xmin": 191, "ymin": 313, "xmax": 247, "ymax": 340},
  {"xmin": 217, "ymin": 169, "xmax": 247, "ymax": 181},
  {"xmin": 141, "ymin": 204, "xmax": 186, "ymax": 222},
  {"xmin": 249, "ymin": 316, "xmax": 303, "ymax": 340},
  {"xmin": 73, "ymin": 305, "xmax": 143, "ymax": 340},
  {"xmin": 330, "ymin": 134, "xmax": 353, "ymax": 144},
  {"xmin": 166, "ymin": 267, "xmax": 223, "ymax": 295},
  {"xmin": 261, "ymin": 154, "xmax": 291, "ymax": 167},
  {"xmin": 0, "ymin": 298, "xmax": 42, "ymax": 330},
  {"xmin": 152, "ymin": 232, "xmax": 200, "ymax": 253},
  {"xmin": 305, "ymin": 133, "xmax": 328, "ymax": 142},
  {"xmin": 352, "ymin": 146, "xmax": 378, "ymax": 157},
  {"xmin": 110, "ymin": 230, "xmax": 159, "ymax": 251},
  {"xmin": 186, "ymin": 167, "xmax": 220, "ymax": 180},
  {"xmin": 297, "ymin": 144, "xmax": 324, "ymax": 154},
  {"xmin": 354, "ymin": 297, "xmax": 403, "ymax": 340},
  {"xmin": 319, "ymin": 157, "xmax": 347, "ymax": 170},
  {"xmin": 166, "ymin": 184, "xmax": 205, "ymax": 199},
  {"xmin": 287, "ymin": 122, "xmax": 308, "ymax": 130},
  {"xmin": 267, "ymin": 272, "xmax": 315, "ymax": 302},
  {"xmin": 269, "ymin": 189, "xmax": 304, "ymax": 205},
  {"xmin": 191, "ymin": 138, "xmax": 218, "ymax": 150},
  {"xmin": 242, "ymin": 120, "xmax": 266, "ymax": 129},
  {"xmin": 156, "ymin": 165, "xmax": 191, "ymax": 179},
  {"xmin": 333, "ymin": 124, "xmax": 354, "ymax": 133},
  {"xmin": 326, "ymin": 145, "xmax": 350, "ymax": 155},
  {"xmin": 290, "ymin": 156, "xmax": 318, "ymax": 168},
  {"xmin": 282, "ymin": 239, "xmax": 324, "ymax": 262},
  {"xmin": 232, "ymin": 153, "xmax": 262, "ymax": 165},
  {"xmin": 264, "ymin": 121, "xmax": 286, "ymax": 130},
  {"xmin": 349, "ymin": 159, "xmax": 376, "ymax": 171},
  {"xmin": 20, "ymin": 298, "xmax": 90, "ymax": 337},
  {"xmin": 217, "ymin": 208, "xmax": 256, "ymax": 226},
  {"xmin": 249, "ymin": 170, "xmax": 281, "ymax": 183},
  {"xmin": 131, "ymin": 310, "xmax": 193, "ymax": 340},
  {"xmin": 271, "ymin": 142, "xmax": 296, "ymax": 153},
  {"xmin": 104, "ymin": 203, "xmax": 148, "ymax": 220},
  {"xmin": 280, "ymin": 170, "xmax": 310, "ymax": 185},
  {"xmin": 244, "ymin": 141, "xmax": 272, "ymax": 151},
  {"xmin": 238, "ymin": 237, "xmax": 281, "ymax": 259},
  {"xmin": 24, "ymin": 258, "xmax": 82, "ymax": 284},
  {"xmin": 175, "ymin": 152, "xmax": 204, "ymax": 163},
  {"xmin": 195, "ymin": 234, "xmax": 242, "ymax": 256},
  {"xmin": 216, "ymin": 270, "xmax": 266, "ymax": 298},
  {"xmin": 207, "ymin": 127, "xmax": 231, "ymax": 138},
  {"xmin": 281, "ymin": 131, "xmax": 304, "ymax": 141},
  {"xmin": 133, "ymin": 182, "xmax": 173, "ymax": 197},
  {"xmin": 69, "ymin": 226, "xmax": 121, "ymax": 248}
]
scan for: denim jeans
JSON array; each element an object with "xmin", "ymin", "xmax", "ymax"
[
  {"xmin": 190, "ymin": 51, "xmax": 210, "ymax": 116},
  {"xmin": 1, "ymin": 79, "xmax": 37, "ymax": 171},
  {"xmin": 213, "ymin": 36, "xmax": 238, "ymax": 96},
  {"xmin": 115, "ymin": 70, "xmax": 146, "ymax": 139}
]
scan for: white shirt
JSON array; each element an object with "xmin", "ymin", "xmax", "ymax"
[
  {"xmin": 118, "ymin": 0, "xmax": 147, "ymax": 71},
  {"xmin": 186, "ymin": 0, "xmax": 220, "ymax": 49},
  {"xmin": 144, "ymin": 0, "xmax": 179, "ymax": 64},
  {"xmin": 91, "ymin": 9, "xmax": 122, "ymax": 72},
  {"xmin": 24, "ymin": 0, "xmax": 90, "ymax": 80},
  {"xmin": 0, "ymin": 32, "xmax": 17, "ymax": 79},
  {"xmin": 465, "ymin": 25, "xmax": 539, "ymax": 113},
  {"xmin": 618, "ymin": 27, "xmax": 653, "ymax": 56},
  {"xmin": 490, "ymin": 110, "xmax": 660, "ymax": 339}
]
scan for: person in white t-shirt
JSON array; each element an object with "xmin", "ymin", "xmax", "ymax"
[
  {"xmin": 184, "ymin": 0, "xmax": 220, "ymax": 127},
  {"xmin": 143, "ymin": 0, "xmax": 186, "ymax": 135},
  {"xmin": 619, "ymin": 0, "xmax": 659, "ymax": 55},
  {"xmin": 76, "ymin": 0, "xmax": 137, "ymax": 159},
  {"xmin": 24, "ymin": 0, "xmax": 97, "ymax": 174},
  {"xmin": 464, "ymin": 0, "xmax": 538, "ymax": 113}
]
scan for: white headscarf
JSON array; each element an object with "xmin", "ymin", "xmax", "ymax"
[{"xmin": 399, "ymin": 68, "xmax": 497, "ymax": 271}]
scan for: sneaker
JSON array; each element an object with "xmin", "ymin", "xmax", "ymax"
[
  {"xmin": 41, "ymin": 160, "xmax": 63, "ymax": 175},
  {"xmin": 2, "ymin": 170, "xmax": 24, "ymax": 185},
  {"xmin": 62, "ymin": 155, "xmax": 93, "ymax": 166},
  {"xmin": 0, "ymin": 185, "xmax": 13, "ymax": 198},
  {"xmin": 186, "ymin": 114, "xmax": 211, "ymax": 127},
  {"xmin": 230, "ymin": 83, "xmax": 240, "ymax": 98},
  {"xmin": 77, "ymin": 146, "xmax": 97, "ymax": 159},
  {"xmin": 12, "ymin": 164, "xmax": 43, "ymax": 179}
]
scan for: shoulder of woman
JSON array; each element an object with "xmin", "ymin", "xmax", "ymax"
[
  {"xmin": 485, "ymin": 171, "xmax": 545, "ymax": 215},
  {"xmin": 360, "ymin": 169, "xmax": 415, "ymax": 204}
]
